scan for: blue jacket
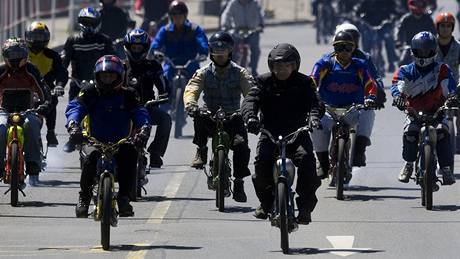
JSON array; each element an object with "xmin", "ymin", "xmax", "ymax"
[
  {"xmin": 65, "ymin": 84, "xmax": 150, "ymax": 143},
  {"xmin": 150, "ymin": 20, "xmax": 208, "ymax": 80}
]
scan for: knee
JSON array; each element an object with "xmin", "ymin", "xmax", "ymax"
[
  {"xmin": 403, "ymin": 131, "xmax": 418, "ymax": 144},
  {"xmin": 437, "ymin": 128, "xmax": 449, "ymax": 141}
]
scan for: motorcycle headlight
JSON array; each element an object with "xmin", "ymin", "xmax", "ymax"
[
  {"xmin": 216, "ymin": 110, "xmax": 226, "ymax": 120},
  {"xmin": 11, "ymin": 114, "xmax": 21, "ymax": 123}
]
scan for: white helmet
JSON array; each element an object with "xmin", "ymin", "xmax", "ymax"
[{"xmin": 335, "ymin": 23, "xmax": 360, "ymax": 46}]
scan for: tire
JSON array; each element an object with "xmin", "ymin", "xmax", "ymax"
[
  {"xmin": 174, "ymin": 87, "xmax": 184, "ymax": 139},
  {"xmin": 348, "ymin": 131, "xmax": 356, "ymax": 168},
  {"xmin": 10, "ymin": 142, "xmax": 19, "ymax": 207},
  {"xmin": 278, "ymin": 181, "xmax": 289, "ymax": 254},
  {"xmin": 424, "ymin": 145, "xmax": 433, "ymax": 211},
  {"xmin": 448, "ymin": 120, "xmax": 455, "ymax": 172},
  {"xmin": 336, "ymin": 138, "xmax": 346, "ymax": 200},
  {"xmin": 101, "ymin": 176, "xmax": 112, "ymax": 250},
  {"xmin": 217, "ymin": 149, "xmax": 226, "ymax": 212}
]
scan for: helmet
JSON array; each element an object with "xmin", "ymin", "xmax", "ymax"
[
  {"xmin": 94, "ymin": 55, "xmax": 125, "ymax": 93},
  {"xmin": 411, "ymin": 31, "xmax": 437, "ymax": 67},
  {"xmin": 124, "ymin": 29, "xmax": 151, "ymax": 62},
  {"xmin": 335, "ymin": 23, "xmax": 360, "ymax": 46},
  {"xmin": 77, "ymin": 7, "xmax": 101, "ymax": 35},
  {"xmin": 1, "ymin": 38, "xmax": 28, "ymax": 70},
  {"xmin": 209, "ymin": 31, "xmax": 234, "ymax": 53},
  {"xmin": 407, "ymin": 0, "xmax": 427, "ymax": 15},
  {"xmin": 267, "ymin": 43, "xmax": 301, "ymax": 71},
  {"xmin": 332, "ymin": 31, "xmax": 355, "ymax": 46},
  {"xmin": 25, "ymin": 21, "xmax": 50, "ymax": 53},
  {"xmin": 168, "ymin": 1, "xmax": 188, "ymax": 16},
  {"xmin": 99, "ymin": 0, "xmax": 116, "ymax": 6},
  {"xmin": 435, "ymin": 12, "xmax": 456, "ymax": 30}
]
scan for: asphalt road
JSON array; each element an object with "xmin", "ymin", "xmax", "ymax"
[{"xmin": 1, "ymin": 3, "xmax": 460, "ymax": 258}]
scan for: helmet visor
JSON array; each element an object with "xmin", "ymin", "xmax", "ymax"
[
  {"xmin": 413, "ymin": 49, "xmax": 436, "ymax": 58},
  {"xmin": 3, "ymin": 49, "xmax": 28, "ymax": 59},
  {"xmin": 26, "ymin": 31, "xmax": 49, "ymax": 42},
  {"xmin": 334, "ymin": 43, "xmax": 354, "ymax": 53},
  {"xmin": 79, "ymin": 17, "xmax": 98, "ymax": 28}
]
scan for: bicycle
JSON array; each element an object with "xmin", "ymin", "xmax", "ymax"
[
  {"xmin": 229, "ymin": 27, "xmax": 262, "ymax": 72},
  {"xmin": 86, "ymin": 136, "xmax": 130, "ymax": 250},
  {"xmin": 1, "ymin": 89, "xmax": 42, "ymax": 207},
  {"xmin": 260, "ymin": 126, "xmax": 309, "ymax": 254},
  {"xmin": 196, "ymin": 107, "xmax": 235, "ymax": 212},
  {"xmin": 326, "ymin": 103, "xmax": 370, "ymax": 200}
]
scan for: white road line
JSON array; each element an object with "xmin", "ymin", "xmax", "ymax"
[{"xmin": 125, "ymin": 243, "xmax": 151, "ymax": 259}]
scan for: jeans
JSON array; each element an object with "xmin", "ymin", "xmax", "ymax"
[
  {"xmin": 147, "ymin": 106, "xmax": 172, "ymax": 157},
  {"xmin": 233, "ymin": 32, "xmax": 261, "ymax": 76}
]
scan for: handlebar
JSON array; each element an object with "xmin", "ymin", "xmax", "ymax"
[
  {"xmin": 145, "ymin": 98, "xmax": 169, "ymax": 108},
  {"xmin": 195, "ymin": 107, "xmax": 240, "ymax": 122},
  {"xmin": 152, "ymin": 51, "xmax": 207, "ymax": 69},
  {"xmin": 86, "ymin": 136, "xmax": 131, "ymax": 154},
  {"xmin": 260, "ymin": 126, "xmax": 309, "ymax": 146},
  {"xmin": 326, "ymin": 103, "xmax": 369, "ymax": 121}
]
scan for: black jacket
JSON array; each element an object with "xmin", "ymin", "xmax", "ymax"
[
  {"xmin": 61, "ymin": 32, "xmax": 115, "ymax": 81},
  {"xmin": 29, "ymin": 48, "xmax": 68, "ymax": 89},
  {"xmin": 99, "ymin": 5, "xmax": 131, "ymax": 41},
  {"xmin": 242, "ymin": 72, "xmax": 325, "ymax": 137},
  {"xmin": 125, "ymin": 59, "xmax": 169, "ymax": 104}
]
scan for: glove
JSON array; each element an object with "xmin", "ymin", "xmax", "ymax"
[
  {"xmin": 134, "ymin": 125, "xmax": 151, "ymax": 148},
  {"xmin": 36, "ymin": 104, "xmax": 49, "ymax": 116},
  {"xmin": 308, "ymin": 115, "xmax": 322, "ymax": 130},
  {"xmin": 364, "ymin": 98, "xmax": 376, "ymax": 109},
  {"xmin": 445, "ymin": 96, "xmax": 458, "ymax": 108},
  {"xmin": 186, "ymin": 104, "xmax": 199, "ymax": 117},
  {"xmin": 392, "ymin": 96, "xmax": 406, "ymax": 111},
  {"xmin": 67, "ymin": 121, "xmax": 83, "ymax": 145},
  {"xmin": 53, "ymin": 85, "xmax": 65, "ymax": 97},
  {"xmin": 246, "ymin": 117, "xmax": 260, "ymax": 135}
]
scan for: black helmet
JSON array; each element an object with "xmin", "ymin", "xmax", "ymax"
[
  {"xmin": 25, "ymin": 21, "xmax": 50, "ymax": 53},
  {"xmin": 332, "ymin": 31, "xmax": 355, "ymax": 46},
  {"xmin": 168, "ymin": 1, "xmax": 188, "ymax": 16},
  {"xmin": 267, "ymin": 43, "xmax": 301, "ymax": 71},
  {"xmin": 208, "ymin": 31, "xmax": 234, "ymax": 53},
  {"xmin": 1, "ymin": 38, "xmax": 29, "ymax": 70}
]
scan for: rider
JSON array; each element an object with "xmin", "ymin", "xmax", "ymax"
[
  {"xmin": 434, "ymin": 12, "xmax": 460, "ymax": 154},
  {"xmin": 25, "ymin": 21, "xmax": 68, "ymax": 147},
  {"xmin": 66, "ymin": 55, "xmax": 151, "ymax": 218},
  {"xmin": 310, "ymin": 31, "xmax": 378, "ymax": 184},
  {"xmin": 62, "ymin": 7, "xmax": 115, "ymax": 152},
  {"xmin": 124, "ymin": 29, "xmax": 171, "ymax": 168},
  {"xmin": 183, "ymin": 31, "xmax": 254, "ymax": 203},
  {"xmin": 150, "ymin": 0, "xmax": 208, "ymax": 82},
  {"xmin": 395, "ymin": 0, "xmax": 436, "ymax": 66},
  {"xmin": 0, "ymin": 38, "xmax": 51, "ymax": 186},
  {"xmin": 333, "ymin": 23, "xmax": 386, "ymax": 167},
  {"xmin": 99, "ymin": 0, "xmax": 135, "ymax": 59},
  {"xmin": 220, "ymin": 0, "xmax": 265, "ymax": 76},
  {"xmin": 241, "ymin": 43, "xmax": 324, "ymax": 224},
  {"xmin": 392, "ymin": 31, "xmax": 457, "ymax": 187}
]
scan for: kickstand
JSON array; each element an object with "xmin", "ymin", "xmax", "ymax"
[{"xmin": 142, "ymin": 186, "xmax": 147, "ymax": 195}]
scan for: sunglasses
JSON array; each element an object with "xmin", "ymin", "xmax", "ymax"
[{"xmin": 334, "ymin": 43, "xmax": 354, "ymax": 53}]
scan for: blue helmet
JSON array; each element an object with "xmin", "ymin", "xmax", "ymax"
[
  {"xmin": 411, "ymin": 31, "xmax": 437, "ymax": 67},
  {"xmin": 123, "ymin": 29, "xmax": 151, "ymax": 62},
  {"xmin": 94, "ymin": 55, "xmax": 125, "ymax": 93},
  {"xmin": 78, "ymin": 7, "xmax": 101, "ymax": 35}
]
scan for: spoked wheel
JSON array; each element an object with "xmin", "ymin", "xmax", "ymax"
[
  {"xmin": 217, "ymin": 149, "xmax": 226, "ymax": 212},
  {"xmin": 174, "ymin": 87, "xmax": 185, "ymax": 138},
  {"xmin": 101, "ymin": 176, "xmax": 112, "ymax": 250},
  {"xmin": 423, "ymin": 145, "xmax": 433, "ymax": 210},
  {"xmin": 10, "ymin": 142, "xmax": 19, "ymax": 207},
  {"xmin": 277, "ymin": 181, "xmax": 289, "ymax": 254},
  {"xmin": 336, "ymin": 138, "xmax": 346, "ymax": 200}
]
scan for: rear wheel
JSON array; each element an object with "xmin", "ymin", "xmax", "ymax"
[
  {"xmin": 174, "ymin": 87, "xmax": 185, "ymax": 138},
  {"xmin": 101, "ymin": 176, "xmax": 112, "ymax": 250},
  {"xmin": 336, "ymin": 138, "xmax": 346, "ymax": 200},
  {"xmin": 278, "ymin": 181, "xmax": 289, "ymax": 254},
  {"xmin": 424, "ymin": 145, "xmax": 433, "ymax": 210},
  {"xmin": 217, "ymin": 149, "xmax": 226, "ymax": 212},
  {"xmin": 10, "ymin": 142, "xmax": 19, "ymax": 207}
]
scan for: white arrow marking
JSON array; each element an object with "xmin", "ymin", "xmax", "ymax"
[{"xmin": 326, "ymin": 236, "xmax": 372, "ymax": 257}]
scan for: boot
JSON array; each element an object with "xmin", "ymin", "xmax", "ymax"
[
  {"xmin": 316, "ymin": 151, "xmax": 330, "ymax": 179},
  {"xmin": 253, "ymin": 205, "xmax": 268, "ymax": 219},
  {"xmin": 440, "ymin": 166, "xmax": 456, "ymax": 185},
  {"xmin": 398, "ymin": 162, "xmax": 413, "ymax": 183},
  {"xmin": 233, "ymin": 178, "xmax": 247, "ymax": 202},
  {"xmin": 117, "ymin": 196, "xmax": 134, "ymax": 217},
  {"xmin": 296, "ymin": 210, "xmax": 312, "ymax": 225},
  {"xmin": 63, "ymin": 141, "xmax": 76, "ymax": 153},
  {"xmin": 191, "ymin": 146, "xmax": 208, "ymax": 169},
  {"xmin": 26, "ymin": 162, "xmax": 40, "ymax": 187},
  {"xmin": 75, "ymin": 191, "xmax": 91, "ymax": 218},
  {"xmin": 353, "ymin": 136, "xmax": 370, "ymax": 167},
  {"xmin": 46, "ymin": 130, "xmax": 58, "ymax": 147},
  {"xmin": 149, "ymin": 153, "xmax": 163, "ymax": 168}
]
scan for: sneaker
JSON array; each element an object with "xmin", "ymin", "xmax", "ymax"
[
  {"xmin": 27, "ymin": 175, "xmax": 39, "ymax": 187},
  {"xmin": 191, "ymin": 147, "xmax": 207, "ymax": 169},
  {"xmin": 46, "ymin": 130, "xmax": 58, "ymax": 147},
  {"xmin": 117, "ymin": 196, "xmax": 134, "ymax": 217},
  {"xmin": 207, "ymin": 175, "xmax": 216, "ymax": 190},
  {"xmin": 440, "ymin": 166, "xmax": 456, "ymax": 185},
  {"xmin": 149, "ymin": 153, "xmax": 163, "ymax": 168},
  {"xmin": 432, "ymin": 182, "xmax": 440, "ymax": 192},
  {"xmin": 398, "ymin": 162, "xmax": 414, "ymax": 183},
  {"xmin": 75, "ymin": 191, "xmax": 91, "ymax": 218},
  {"xmin": 63, "ymin": 141, "xmax": 76, "ymax": 153},
  {"xmin": 232, "ymin": 178, "xmax": 247, "ymax": 203},
  {"xmin": 253, "ymin": 205, "xmax": 268, "ymax": 219},
  {"xmin": 296, "ymin": 210, "xmax": 312, "ymax": 225}
]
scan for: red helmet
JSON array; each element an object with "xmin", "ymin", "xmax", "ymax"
[
  {"xmin": 435, "ymin": 12, "xmax": 456, "ymax": 30},
  {"xmin": 407, "ymin": 0, "xmax": 427, "ymax": 15},
  {"xmin": 168, "ymin": 1, "xmax": 188, "ymax": 16}
]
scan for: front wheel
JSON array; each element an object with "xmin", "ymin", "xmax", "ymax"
[
  {"xmin": 217, "ymin": 149, "xmax": 226, "ymax": 212},
  {"xmin": 10, "ymin": 142, "xmax": 19, "ymax": 207},
  {"xmin": 277, "ymin": 181, "xmax": 289, "ymax": 254},
  {"xmin": 423, "ymin": 145, "xmax": 433, "ymax": 210},
  {"xmin": 336, "ymin": 138, "xmax": 346, "ymax": 200},
  {"xmin": 101, "ymin": 176, "xmax": 112, "ymax": 250}
]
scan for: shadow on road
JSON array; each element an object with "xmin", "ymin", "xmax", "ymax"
[
  {"xmin": 37, "ymin": 180, "xmax": 80, "ymax": 188},
  {"xmin": 283, "ymin": 247, "xmax": 384, "ymax": 255},
  {"xmin": 109, "ymin": 244, "xmax": 202, "ymax": 251},
  {"xmin": 213, "ymin": 206, "xmax": 254, "ymax": 214},
  {"xmin": 433, "ymin": 205, "xmax": 460, "ymax": 211},
  {"xmin": 139, "ymin": 196, "xmax": 214, "ymax": 202},
  {"xmin": 18, "ymin": 201, "xmax": 76, "ymax": 207},
  {"xmin": 346, "ymin": 185, "xmax": 419, "ymax": 192},
  {"xmin": 345, "ymin": 194, "xmax": 419, "ymax": 201}
]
